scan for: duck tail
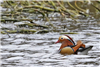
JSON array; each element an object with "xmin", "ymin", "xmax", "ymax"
[{"xmin": 78, "ymin": 46, "xmax": 93, "ymax": 55}]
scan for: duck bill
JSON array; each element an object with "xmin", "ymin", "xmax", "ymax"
[{"xmin": 55, "ymin": 40, "xmax": 60, "ymax": 44}]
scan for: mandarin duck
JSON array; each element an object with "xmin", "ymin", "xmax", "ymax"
[{"xmin": 55, "ymin": 35, "xmax": 93, "ymax": 55}]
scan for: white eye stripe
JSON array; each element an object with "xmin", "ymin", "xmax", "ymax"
[{"xmin": 61, "ymin": 35, "xmax": 69, "ymax": 39}]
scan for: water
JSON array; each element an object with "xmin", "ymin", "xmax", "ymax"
[
  {"xmin": 1, "ymin": 1, "xmax": 100, "ymax": 67},
  {"xmin": 1, "ymin": 18, "xmax": 100, "ymax": 67}
]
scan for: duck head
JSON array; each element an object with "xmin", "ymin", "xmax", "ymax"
[
  {"xmin": 55, "ymin": 35, "xmax": 75, "ymax": 45},
  {"xmin": 55, "ymin": 35, "xmax": 70, "ymax": 43}
]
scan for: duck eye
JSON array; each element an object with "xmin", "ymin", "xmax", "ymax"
[{"xmin": 61, "ymin": 38, "xmax": 63, "ymax": 39}]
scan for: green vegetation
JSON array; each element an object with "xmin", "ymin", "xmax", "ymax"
[
  {"xmin": 1, "ymin": 1, "xmax": 100, "ymax": 34},
  {"xmin": 1, "ymin": 1, "xmax": 100, "ymax": 22}
]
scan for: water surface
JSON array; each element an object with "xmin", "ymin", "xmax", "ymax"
[{"xmin": 1, "ymin": 18, "xmax": 100, "ymax": 67}]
